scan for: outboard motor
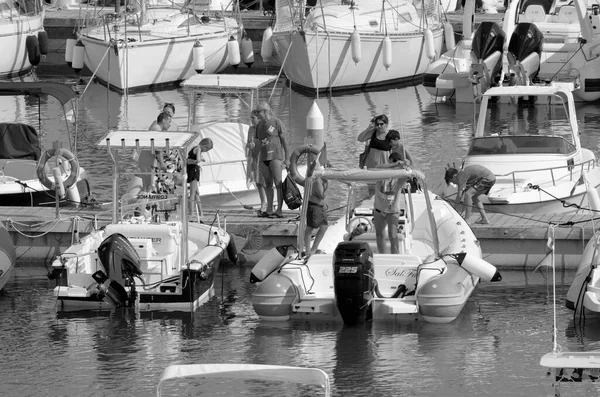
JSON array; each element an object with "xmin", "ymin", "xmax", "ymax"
[
  {"xmin": 333, "ymin": 241, "xmax": 374, "ymax": 325},
  {"xmin": 470, "ymin": 21, "xmax": 506, "ymax": 87},
  {"xmin": 507, "ymin": 23, "xmax": 543, "ymax": 84},
  {"xmin": 93, "ymin": 233, "xmax": 143, "ymax": 307}
]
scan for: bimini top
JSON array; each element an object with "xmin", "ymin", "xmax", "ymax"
[
  {"xmin": 483, "ymin": 84, "xmax": 575, "ymax": 99},
  {"xmin": 98, "ymin": 130, "xmax": 199, "ymax": 149},
  {"xmin": 180, "ymin": 74, "xmax": 278, "ymax": 93},
  {"xmin": 0, "ymin": 82, "xmax": 78, "ymax": 106},
  {"xmin": 313, "ymin": 167, "xmax": 425, "ymax": 183}
]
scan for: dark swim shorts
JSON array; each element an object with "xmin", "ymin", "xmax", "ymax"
[
  {"xmin": 307, "ymin": 201, "xmax": 328, "ymax": 229},
  {"xmin": 473, "ymin": 178, "xmax": 495, "ymax": 195}
]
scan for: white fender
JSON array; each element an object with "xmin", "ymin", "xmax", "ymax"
[
  {"xmin": 454, "ymin": 252, "xmax": 501, "ymax": 282},
  {"xmin": 72, "ymin": 40, "xmax": 85, "ymax": 73},
  {"xmin": 425, "ymin": 28, "xmax": 436, "ymax": 60},
  {"xmin": 250, "ymin": 246, "xmax": 298, "ymax": 283},
  {"xmin": 443, "ymin": 22, "xmax": 455, "ymax": 51},
  {"xmin": 382, "ymin": 36, "xmax": 392, "ymax": 70},
  {"xmin": 351, "ymin": 30, "xmax": 361, "ymax": 65},
  {"xmin": 566, "ymin": 235, "xmax": 600, "ymax": 309},
  {"xmin": 65, "ymin": 38, "xmax": 76, "ymax": 65},
  {"xmin": 585, "ymin": 175, "xmax": 600, "ymax": 212},
  {"xmin": 261, "ymin": 26, "xmax": 274, "ymax": 63},
  {"xmin": 193, "ymin": 40, "xmax": 205, "ymax": 73},
  {"xmin": 241, "ymin": 36, "xmax": 254, "ymax": 68},
  {"xmin": 227, "ymin": 36, "xmax": 240, "ymax": 67}
]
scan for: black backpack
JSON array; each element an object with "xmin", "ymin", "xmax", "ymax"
[{"xmin": 283, "ymin": 175, "xmax": 302, "ymax": 210}]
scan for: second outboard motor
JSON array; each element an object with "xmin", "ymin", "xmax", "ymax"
[
  {"xmin": 508, "ymin": 23, "xmax": 544, "ymax": 82},
  {"xmin": 94, "ymin": 233, "xmax": 143, "ymax": 307},
  {"xmin": 333, "ymin": 241, "xmax": 374, "ymax": 325}
]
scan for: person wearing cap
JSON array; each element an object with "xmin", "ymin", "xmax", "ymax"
[
  {"xmin": 303, "ymin": 160, "xmax": 329, "ymax": 256},
  {"xmin": 256, "ymin": 101, "xmax": 289, "ymax": 218},
  {"xmin": 372, "ymin": 152, "xmax": 415, "ymax": 254},
  {"xmin": 187, "ymin": 138, "xmax": 213, "ymax": 221},
  {"xmin": 444, "ymin": 165, "xmax": 496, "ymax": 224}
]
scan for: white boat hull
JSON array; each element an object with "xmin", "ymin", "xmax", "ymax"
[
  {"xmin": 273, "ymin": 29, "xmax": 444, "ymax": 92},
  {"xmin": 79, "ymin": 13, "xmax": 239, "ymax": 91},
  {"xmin": 0, "ymin": 13, "xmax": 44, "ymax": 78},
  {"xmin": 0, "ymin": 220, "xmax": 16, "ymax": 292}
]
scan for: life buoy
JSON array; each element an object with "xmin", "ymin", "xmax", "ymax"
[
  {"xmin": 36, "ymin": 148, "xmax": 80, "ymax": 192},
  {"xmin": 288, "ymin": 144, "xmax": 321, "ymax": 186}
]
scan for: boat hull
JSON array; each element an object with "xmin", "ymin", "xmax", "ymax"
[
  {"xmin": 0, "ymin": 13, "xmax": 44, "ymax": 78},
  {"xmin": 0, "ymin": 220, "xmax": 16, "ymax": 292},
  {"xmin": 79, "ymin": 16, "xmax": 238, "ymax": 92},
  {"xmin": 272, "ymin": 29, "xmax": 444, "ymax": 93}
]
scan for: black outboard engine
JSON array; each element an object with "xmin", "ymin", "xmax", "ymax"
[
  {"xmin": 472, "ymin": 21, "xmax": 506, "ymax": 62},
  {"xmin": 508, "ymin": 23, "xmax": 544, "ymax": 81},
  {"xmin": 93, "ymin": 233, "xmax": 143, "ymax": 307},
  {"xmin": 333, "ymin": 241, "xmax": 374, "ymax": 326}
]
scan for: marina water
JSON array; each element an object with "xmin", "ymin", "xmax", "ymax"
[{"xmin": 2, "ymin": 72, "xmax": 600, "ymax": 396}]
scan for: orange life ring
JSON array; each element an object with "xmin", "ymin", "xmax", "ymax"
[
  {"xmin": 288, "ymin": 144, "xmax": 321, "ymax": 187},
  {"xmin": 36, "ymin": 148, "xmax": 80, "ymax": 191}
]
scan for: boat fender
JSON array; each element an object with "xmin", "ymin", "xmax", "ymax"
[
  {"xmin": 0, "ymin": 222, "xmax": 16, "ymax": 278},
  {"xmin": 351, "ymin": 30, "xmax": 361, "ymax": 65},
  {"xmin": 288, "ymin": 144, "xmax": 321, "ymax": 186},
  {"xmin": 26, "ymin": 35, "xmax": 41, "ymax": 67},
  {"xmin": 443, "ymin": 23, "xmax": 455, "ymax": 52},
  {"xmin": 425, "ymin": 28, "xmax": 436, "ymax": 60},
  {"xmin": 250, "ymin": 245, "xmax": 297, "ymax": 283},
  {"xmin": 585, "ymin": 176, "xmax": 600, "ymax": 212},
  {"xmin": 226, "ymin": 238, "xmax": 238, "ymax": 264},
  {"xmin": 193, "ymin": 40, "xmax": 205, "ymax": 73},
  {"xmin": 38, "ymin": 30, "xmax": 49, "ymax": 56},
  {"xmin": 382, "ymin": 36, "xmax": 392, "ymax": 70},
  {"xmin": 227, "ymin": 35, "xmax": 240, "ymax": 68},
  {"xmin": 451, "ymin": 252, "xmax": 502, "ymax": 282},
  {"xmin": 52, "ymin": 167, "xmax": 66, "ymax": 198},
  {"xmin": 36, "ymin": 148, "xmax": 80, "ymax": 193},
  {"xmin": 65, "ymin": 38, "xmax": 76, "ymax": 66},
  {"xmin": 72, "ymin": 40, "xmax": 85, "ymax": 74},
  {"xmin": 261, "ymin": 26, "xmax": 274, "ymax": 63},
  {"xmin": 241, "ymin": 35, "xmax": 254, "ymax": 68}
]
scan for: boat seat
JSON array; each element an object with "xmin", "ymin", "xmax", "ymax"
[
  {"xmin": 523, "ymin": 5, "xmax": 547, "ymax": 22},
  {"xmin": 557, "ymin": 5, "xmax": 577, "ymax": 24}
]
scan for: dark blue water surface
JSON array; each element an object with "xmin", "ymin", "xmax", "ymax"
[{"xmin": 2, "ymin": 68, "xmax": 600, "ymax": 396}]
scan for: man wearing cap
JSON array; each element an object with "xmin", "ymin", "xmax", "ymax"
[{"xmin": 444, "ymin": 165, "xmax": 496, "ymax": 224}]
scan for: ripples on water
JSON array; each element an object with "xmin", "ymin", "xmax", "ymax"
[{"xmin": 3, "ymin": 72, "xmax": 600, "ymax": 396}]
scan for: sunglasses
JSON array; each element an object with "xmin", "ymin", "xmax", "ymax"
[{"xmin": 376, "ymin": 122, "xmax": 386, "ymax": 126}]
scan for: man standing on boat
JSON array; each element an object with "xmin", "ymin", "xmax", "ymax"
[
  {"xmin": 445, "ymin": 165, "xmax": 496, "ymax": 225},
  {"xmin": 256, "ymin": 101, "xmax": 290, "ymax": 218},
  {"xmin": 138, "ymin": 111, "xmax": 172, "ymax": 192}
]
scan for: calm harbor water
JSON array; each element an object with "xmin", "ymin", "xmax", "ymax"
[{"xmin": 3, "ymin": 70, "xmax": 600, "ymax": 396}]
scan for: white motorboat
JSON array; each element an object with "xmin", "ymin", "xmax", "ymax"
[
  {"xmin": 0, "ymin": 82, "xmax": 88, "ymax": 207},
  {"xmin": 503, "ymin": 0, "xmax": 600, "ymax": 102},
  {"xmin": 49, "ymin": 130, "xmax": 238, "ymax": 312},
  {"xmin": 566, "ymin": 231, "xmax": 600, "ymax": 315},
  {"xmin": 446, "ymin": 83, "xmax": 600, "ymax": 215},
  {"xmin": 270, "ymin": 0, "xmax": 448, "ymax": 93},
  {"xmin": 0, "ymin": 0, "xmax": 46, "ymax": 78},
  {"xmin": 76, "ymin": 0, "xmax": 241, "ymax": 92},
  {"xmin": 157, "ymin": 364, "xmax": 331, "ymax": 396},
  {"xmin": 250, "ymin": 165, "xmax": 501, "ymax": 325},
  {"xmin": 0, "ymin": 220, "xmax": 16, "ymax": 292}
]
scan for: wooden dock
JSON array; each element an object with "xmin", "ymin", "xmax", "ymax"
[{"xmin": 2, "ymin": 205, "xmax": 595, "ymax": 270}]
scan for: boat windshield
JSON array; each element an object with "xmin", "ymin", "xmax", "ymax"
[{"xmin": 472, "ymin": 99, "xmax": 576, "ymax": 155}]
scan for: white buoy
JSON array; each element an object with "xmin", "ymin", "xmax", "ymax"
[
  {"xmin": 351, "ymin": 30, "xmax": 361, "ymax": 65},
  {"xmin": 72, "ymin": 40, "xmax": 85, "ymax": 74},
  {"xmin": 227, "ymin": 35, "xmax": 240, "ymax": 68},
  {"xmin": 65, "ymin": 38, "xmax": 76, "ymax": 66},
  {"xmin": 241, "ymin": 35, "xmax": 254, "ymax": 68},
  {"xmin": 382, "ymin": 36, "xmax": 392, "ymax": 70},
  {"xmin": 52, "ymin": 167, "xmax": 66, "ymax": 199},
  {"xmin": 261, "ymin": 26, "xmax": 274, "ymax": 63},
  {"xmin": 192, "ymin": 40, "xmax": 205, "ymax": 73},
  {"xmin": 585, "ymin": 175, "xmax": 600, "ymax": 211},
  {"xmin": 249, "ymin": 246, "xmax": 298, "ymax": 283},
  {"xmin": 425, "ymin": 28, "xmax": 436, "ymax": 60},
  {"xmin": 454, "ymin": 252, "xmax": 501, "ymax": 282},
  {"xmin": 306, "ymin": 101, "xmax": 324, "ymax": 165},
  {"xmin": 443, "ymin": 22, "xmax": 455, "ymax": 52}
]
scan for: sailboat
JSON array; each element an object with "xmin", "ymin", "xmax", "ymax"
[
  {"xmin": 0, "ymin": 0, "xmax": 46, "ymax": 78},
  {"xmin": 76, "ymin": 0, "xmax": 241, "ymax": 92}
]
